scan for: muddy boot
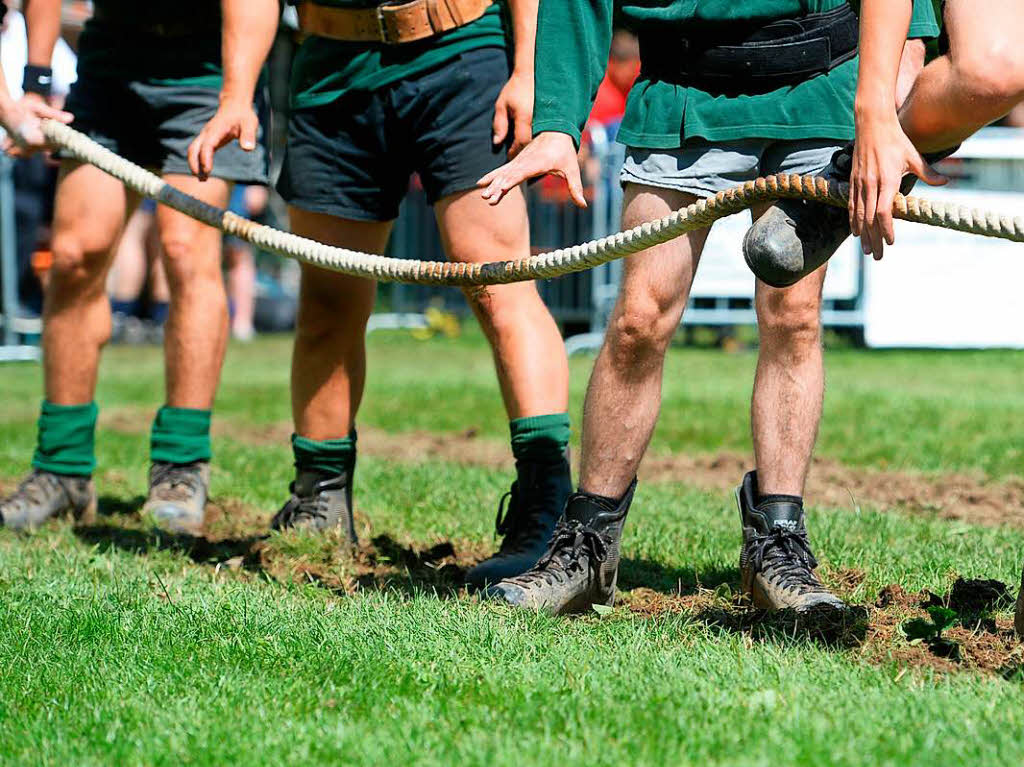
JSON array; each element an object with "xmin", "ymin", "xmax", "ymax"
[
  {"xmin": 743, "ymin": 143, "xmax": 958, "ymax": 288},
  {"xmin": 466, "ymin": 454, "xmax": 572, "ymax": 587},
  {"xmin": 0, "ymin": 470, "xmax": 96, "ymax": 531},
  {"xmin": 484, "ymin": 481, "xmax": 636, "ymax": 615},
  {"xmin": 736, "ymin": 471, "xmax": 844, "ymax": 612},
  {"xmin": 142, "ymin": 461, "xmax": 210, "ymax": 537},
  {"xmin": 270, "ymin": 469, "xmax": 356, "ymax": 542}
]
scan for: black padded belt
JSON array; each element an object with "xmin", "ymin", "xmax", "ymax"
[{"xmin": 639, "ymin": 5, "xmax": 860, "ymax": 95}]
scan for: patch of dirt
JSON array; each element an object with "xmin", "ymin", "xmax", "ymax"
[
  {"xmin": 861, "ymin": 579, "xmax": 1024, "ymax": 676},
  {"xmin": 101, "ymin": 407, "xmax": 1024, "ymax": 529},
  {"xmin": 620, "ymin": 574, "xmax": 1024, "ymax": 677}
]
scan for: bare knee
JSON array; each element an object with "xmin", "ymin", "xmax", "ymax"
[
  {"xmin": 757, "ymin": 291, "xmax": 822, "ymax": 352},
  {"xmin": 955, "ymin": 47, "xmax": 1024, "ymax": 113},
  {"xmin": 48, "ymin": 234, "xmax": 107, "ymax": 298},
  {"xmin": 160, "ymin": 228, "xmax": 221, "ymax": 290},
  {"xmin": 607, "ymin": 293, "xmax": 680, "ymax": 369}
]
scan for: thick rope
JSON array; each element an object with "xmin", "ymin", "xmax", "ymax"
[{"xmin": 42, "ymin": 120, "xmax": 1024, "ymax": 286}]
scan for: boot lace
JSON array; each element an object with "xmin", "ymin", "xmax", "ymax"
[
  {"xmin": 150, "ymin": 462, "xmax": 204, "ymax": 504},
  {"xmin": 512, "ymin": 519, "xmax": 609, "ymax": 587},
  {"xmin": 272, "ymin": 481, "xmax": 329, "ymax": 528},
  {"xmin": 748, "ymin": 527, "xmax": 825, "ymax": 595},
  {"xmin": 493, "ymin": 477, "xmax": 561, "ymax": 555}
]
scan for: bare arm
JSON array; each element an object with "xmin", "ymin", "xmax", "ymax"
[
  {"xmin": 851, "ymin": 0, "xmax": 945, "ymax": 258},
  {"xmin": 492, "ymin": 0, "xmax": 539, "ymax": 156},
  {"xmin": 1, "ymin": 0, "xmax": 72, "ymax": 153},
  {"xmin": 23, "ymin": 0, "xmax": 61, "ymax": 68},
  {"xmin": 188, "ymin": 0, "xmax": 279, "ymax": 179}
]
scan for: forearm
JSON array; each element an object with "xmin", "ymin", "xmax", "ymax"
[
  {"xmin": 854, "ymin": 0, "xmax": 914, "ymax": 122},
  {"xmin": 220, "ymin": 0, "xmax": 279, "ymax": 105},
  {"xmin": 506, "ymin": 0, "xmax": 538, "ymax": 76},
  {"xmin": 23, "ymin": 0, "xmax": 62, "ymax": 67},
  {"xmin": 532, "ymin": 0, "xmax": 613, "ymax": 145}
]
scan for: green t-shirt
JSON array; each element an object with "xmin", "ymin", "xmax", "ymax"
[
  {"xmin": 534, "ymin": 0, "xmax": 940, "ymax": 148},
  {"xmin": 290, "ymin": 0, "xmax": 508, "ymax": 110},
  {"xmin": 75, "ymin": 0, "xmax": 223, "ymax": 88}
]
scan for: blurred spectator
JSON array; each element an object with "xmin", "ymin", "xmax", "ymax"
[
  {"xmin": 106, "ymin": 199, "xmax": 170, "ymax": 344},
  {"xmin": 586, "ymin": 29, "xmax": 640, "ymax": 138},
  {"xmin": 0, "ymin": 4, "xmax": 77, "ymax": 315},
  {"xmin": 223, "ymin": 184, "xmax": 269, "ymax": 341}
]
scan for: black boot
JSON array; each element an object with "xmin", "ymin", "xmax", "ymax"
[
  {"xmin": 736, "ymin": 471, "xmax": 844, "ymax": 612},
  {"xmin": 484, "ymin": 480, "xmax": 636, "ymax": 615},
  {"xmin": 465, "ymin": 453, "xmax": 571, "ymax": 587}
]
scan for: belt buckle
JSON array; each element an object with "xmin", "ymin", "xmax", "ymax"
[{"xmin": 375, "ymin": 5, "xmax": 395, "ymax": 44}]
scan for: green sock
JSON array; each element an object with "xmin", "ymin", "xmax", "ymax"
[
  {"xmin": 150, "ymin": 406, "xmax": 212, "ymax": 465},
  {"xmin": 509, "ymin": 412, "xmax": 571, "ymax": 464},
  {"xmin": 292, "ymin": 431, "xmax": 357, "ymax": 476},
  {"xmin": 31, "ymin": 400, "xmax": 98, "ymax": 476}
]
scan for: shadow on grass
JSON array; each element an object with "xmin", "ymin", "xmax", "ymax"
[
  {"xmin": 694, "ymin": 603, "xmax": 870, "ymax": 649},
  {"xmin": 74, "ymin": 520, "xmax": 267, "ymax": 570},
  {"xmin": 619, "ymin": 558, "xmax": 739, "ymax": 596}
]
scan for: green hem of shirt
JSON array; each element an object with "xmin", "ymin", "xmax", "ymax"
[
  {"xmin": 532, "ymin": 119, "xmax": 583, "ymax": 147},
  {"xmin": 617, "ymin": 124, "xmax": 856, "ymax": 150},
  {"xmin": 908, "ymin": 21, "xmax": 940, "ymax": 39}
]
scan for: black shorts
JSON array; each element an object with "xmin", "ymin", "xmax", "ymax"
[
  {"xmin": 278, "ymin": 46, "xmax": 510, "ymax": 221},
  {"xmin": 61, "ymin": 76, "xmax": 270, "ymax": 184}
]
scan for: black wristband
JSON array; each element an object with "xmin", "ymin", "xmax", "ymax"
[{"xmin": 22, "ymin": 65, "xmax": 53, "ymax": 98}]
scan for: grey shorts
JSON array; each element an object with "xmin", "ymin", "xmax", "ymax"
[
  {"xmin": 620, "ymin": 138, "xmax": 841, "ymax": 198},
  {"xmin": 60, "ymin": 76, "xmax": 270, "ymax": 184}
]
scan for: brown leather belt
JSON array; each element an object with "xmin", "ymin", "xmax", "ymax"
[{"xmin": 297, "ymin": 0, "xmax": 493, "ymax": 45}]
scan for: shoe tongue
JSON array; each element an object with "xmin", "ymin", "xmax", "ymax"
[
  {"xmin": 754, "ymin": 500, "xmax": 805, "ymax": 534},
  {"xmin": 564, "ymin": 492, "xmax": 617, "ymax": 526},
  {"xmin": 294, "ymin": 470, "xmax": 327, "ymax": 496}
]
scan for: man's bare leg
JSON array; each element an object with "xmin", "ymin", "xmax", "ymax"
[
  {"xmin": 899, "ymin": 0, "xmax": 1024, "ymax": 151},
  {"xmin": 750, "ymin": 261, "xmax": 828, "ymax": 496},
  {"xmin": 157, "ymin": 175, "xmax": 232, "ymax": 410},
  {"xmin": 579, "ymin": 184, "xmax": 710, "ymax": 499},
  {"xmin": 438, "ymin": 186, "xmax": 572, "ymax": 585},
  {"xmin": 435, "ymin": 185, "xmax": 568, "ymax": 420},
  {"xmin": 139, "ymin": 175, "xmax": 233, "ymax": 536},
  {"xmin": 288, "ymin": 208, "xmax": 391, "ymax": 440},
  {"xmin": 45, "ymin": 163, "xmax": 135, "ymax": 404},
  {"xmin": 0, "ymin": 163, "xmax": 134, "ymax": 530}
]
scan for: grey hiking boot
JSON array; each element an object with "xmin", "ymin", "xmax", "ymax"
[
  {"xmin": 0, "ymin": 470, "xmax": 96, "ymax": 531},
  {"xmin": 142, "ymin": 461, "xmax": 210, "ymax": 536},
  {"xmin": 484, "ymin": 481, "xmax": 636, "ymax": 615},
  {"xmin": 466, "ymin": 454, "xmax": 572, "ymax": 587},
  {"xmin": 736, "ymin": 471, "xmax": 845, "ymax": 612},
  {"xmin": 270, "ymin": 469, "xmax": 356, "ymax": 542},
  {"xmin": 744, "ymin": 143, "xmax": 958, "ymax": 288}
]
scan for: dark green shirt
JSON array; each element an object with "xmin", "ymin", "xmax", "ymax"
[
  {"xmin": 534, "ymin": 0, "xmax": 939, "ymax": 148},
  {"xmin": 76, "ymin": 1, "xmax": 224, "ymax": 88},
  {"xmin": 290, "ymin": 0, "xmax": 508, "ymax": 110}
]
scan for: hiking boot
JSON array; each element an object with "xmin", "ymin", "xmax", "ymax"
[
  {"xmin": 466, "ymin": 454, "xmax": 572, "ymax": 587},
  {"xmin": 142, "ymin": 461, "xmax": 210, "ymax": 537},
  {"xmin": 736, "ymin": 471, "xmax": 844, "ymax": 612},
  {"xmin": 742, "ymin": 143, "xmax": 958, "ymax": 288},
  {"xmin": 270, "ymin": 469, "xmax": 356, "ymax": 542},
  {"xmin": 0, "ymin": 470, "xmax": 96, "ymax": 531},
  {"xmin": 484, "ymin": 481, "xmax": 636, "ymax": 615}
]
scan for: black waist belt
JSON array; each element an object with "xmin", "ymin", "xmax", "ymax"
[{"xmin": 639, "ymin": 5, "xmax": 859, "ymax": 95}]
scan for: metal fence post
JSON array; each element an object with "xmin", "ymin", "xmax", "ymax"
[{"xmin": 0, "ymin": 153, "xmax": 41, "ymax": 362}]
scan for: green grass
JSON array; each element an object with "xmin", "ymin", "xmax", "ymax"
[{"xmin": 1, "ymin": 331, "xmax": 1023, "ymax": 765}]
